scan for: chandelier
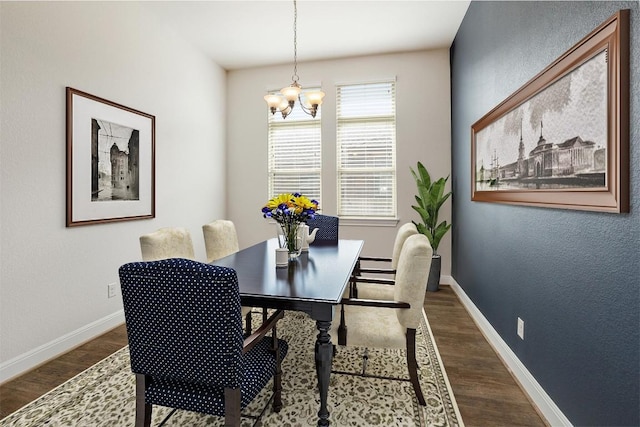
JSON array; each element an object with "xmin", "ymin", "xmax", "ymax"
[{"xmin": 264, "ymin": 0, "xmax": 325, "ymax": 119}]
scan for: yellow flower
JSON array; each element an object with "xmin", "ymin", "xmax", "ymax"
[
  {"xmin": 293, "ymin": 195, "xmax": 318, "ymax": 213},
  {"xmin": 265, "ymin": 193, "xmax": 294, "ymax": 209}
]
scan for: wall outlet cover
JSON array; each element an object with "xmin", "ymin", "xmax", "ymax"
[
  {"xmin": 517, "ymin": 317, "xmax": 525, "ymax": 340},
  {"xmin": 107, "ymin": 283, "xmax": 117, "ymax": 299}
]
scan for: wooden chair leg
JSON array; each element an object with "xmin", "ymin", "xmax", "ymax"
[
  {"xmin": 350, "ymin": 260, "xmax": 360, "ymax": 298},
  {"xmin": 272, "ymin": 325, "xmax": 283, "ymax": 412},
  {"xmin": 244, "ymin": 311, "xmax": 252, "ymax": 336},
  {"xmin": 353, "ymin": 259, "xmax": 361, "ymax": 276},
  {"xmin": 338, "ymin": 304, "xmax": 347, "ymax": 346},
  {"xmin": 135, "ymin": 374, "xmax": 152, "ymax": 427},
  {"xmin": 224, "ymin": 388, "xmax": 241, "ymax": 427},
  {"xmin": 406, "ymin": 329, "xmax": 426, "ymax": 406}
]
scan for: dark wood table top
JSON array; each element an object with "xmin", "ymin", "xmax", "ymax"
[{"xmin": 211, "ymin": 238, "xmax": 363, "ymax": 307}]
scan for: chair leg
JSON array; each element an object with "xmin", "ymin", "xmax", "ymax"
[
  {"xmin": 224, "ymin": 388, "xmax": 241, "ymax": 427},
  {"xmin": 406, "ymin": 329, "xmax": 426, "ymax": 406},
  {"xmin": 351, "ymin": 260, "xmax": 360, "ymax": 298},
  {"xmin": 244, "ymin": 310, "xmax": 252, "ymax": 336},
  {"xmin": 353, "ymin": 259, "xmax": 361, "ymax": 276},
  {"xmin": 135, "ymin": 374, "xmax": 152, "ymax": 427},
  {"xmin": 338, "ymin": 304, "xmax": 347, "ymax": 346},
  {"xmin": 272, "ymin": 325, "xmax": 283, "ymax": 412}
]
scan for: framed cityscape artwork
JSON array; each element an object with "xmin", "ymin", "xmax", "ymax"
[
  {"xmin": 471, "ymin": 10, "xmax": 629, "ymax": 213},
  {"xmin": 66, "ymin": 87, "xmax": 155, "ymax": 226}
]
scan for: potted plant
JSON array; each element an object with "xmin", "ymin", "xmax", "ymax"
[{"xmin": 410, "ymin": 161, "xmax": 452, "ymax": 292}]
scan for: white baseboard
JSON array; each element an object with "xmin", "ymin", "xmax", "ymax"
[
  {"xmin": 446, "ymin": 278, "xmax": 572, "ymax": 427},
  {"xmin": 0, "ymin": 310, "xmax": 125, "ymax": 384},
  {"xmin": 440, "ymin": 274, "xmax": 454, "ymax": 286}
]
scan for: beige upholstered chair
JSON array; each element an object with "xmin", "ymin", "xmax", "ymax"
[
  {"xmin": 331, "ymin": 233, "xmax": 433, "ymax": 406},
  {"xmin": 139, "ymin": 227, "xmax": 196, "ymax": 261},
  {"xmin": 349, "ymin": 222, "xmax": 419, "ymax": 300},
  {"xmin": 202, "ymin": 220, "xmax": 240, "ymax": 263},
  {"xmin": 366, "ymin": 222, "xmax": 419, "ymax": 270},
  {"xmin": 202, "ymin": 219, "xmax": 254, "ymax": 331}
]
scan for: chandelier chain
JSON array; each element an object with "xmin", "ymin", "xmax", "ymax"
[
  {"xmin": 264, "ymin": 0, "xmax": 323, "ymax": 118},
  {"xmin": 292, "ymin": 0, "xmax": 299, "ymax": 84}
]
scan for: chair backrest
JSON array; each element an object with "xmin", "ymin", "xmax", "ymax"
[
  {"xmin": 139, "ymin": 227, "xmax": 195, "ymax": 261},
  {"xmin": 391, "ymin": 223, "xmax": 419, "ymax": 269},
  {"xmin": 202, "ymin": 220, "xmax": 240, "ymax": 262},
  {"xmin": 119, "ymin": 258, "xmax": 244, "ymax": 388},
  {"xmin": 306, "ymin": 214, "xmax": 339, "ymax": 245},
  {"xmin": 394, "ymin": 234, "xmax": 433, "ymax": 329}
]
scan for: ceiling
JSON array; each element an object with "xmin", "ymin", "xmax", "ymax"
[{"xmin": 143, "ymin": 1, "xmax": 470, "ymax": 70}]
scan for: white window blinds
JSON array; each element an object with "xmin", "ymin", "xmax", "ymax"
[
  {"xmin": 267, "ymin": 90, "xmax": 322, "ymax": 202},
  {"xmin": 337, "ymin": 81, "xmax": 396, "ymax": 218}
]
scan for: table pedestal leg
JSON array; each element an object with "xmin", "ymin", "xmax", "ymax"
[{"xmin": 315, "ymin": 319, "xmax": 333, "ymax": 426}]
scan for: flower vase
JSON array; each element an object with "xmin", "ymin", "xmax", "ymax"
[{"xmin": 277, "ymin": 224, "xmax": 302, "ymax": 261}]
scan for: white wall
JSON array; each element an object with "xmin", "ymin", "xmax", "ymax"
[
  {"xmin": 0, "ymin": 2, "xmax": 227, "ymax": 379},
  {"xmin": 227, "ymin": 50, "xmax": 452, "ymax": 270}
]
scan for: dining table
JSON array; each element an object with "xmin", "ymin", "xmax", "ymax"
[{"xmin": 211, "ymin": 237, "xmax": 364, "ymax": 426}]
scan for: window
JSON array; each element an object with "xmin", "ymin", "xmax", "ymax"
[
  {"xmin": 267, "ymin": 89, "xmax": 322, "ymax": 202},
  {"xmin": 337, "ymin": 81, "xmax": 396, "ymax": 218}
]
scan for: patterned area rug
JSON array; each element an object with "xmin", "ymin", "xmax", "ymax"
[{"xmin": 1, "ymin": 310, "xmax": 463, "ymax": 426}]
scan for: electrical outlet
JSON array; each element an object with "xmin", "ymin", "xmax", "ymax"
[
  {"xmin": 107, "ymin": 283, "xmax": 118, "ymax": 299},
  {"xmin": 517, "ymin": 317, "xmax": 525, "ymax": 340}
]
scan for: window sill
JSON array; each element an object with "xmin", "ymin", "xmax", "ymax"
[
  {"xmin": 339, "ymin": 217, "xmax": 400, "ymax": 227},
  {"xmin": 266, "ymin": 217, "xmax": 401, "ymax": 227}
]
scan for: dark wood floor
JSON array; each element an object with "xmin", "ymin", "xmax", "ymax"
[
  {"xmin": 0, "ymin": 285, "xmax": 546, "ymax": 426},
  {"xmin": 425, "ymin": 286, "xmax": 546, "ymax": 427},
  {"xmin": 0, "ymin": 325, "xmax": 129, "ymax": 419}
]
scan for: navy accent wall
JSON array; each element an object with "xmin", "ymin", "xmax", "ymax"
[{"xmin": 450, "ymin": 2, "xmax": 639, "ymax": 425}]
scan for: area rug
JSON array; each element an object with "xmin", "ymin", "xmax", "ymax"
[{"xmin": 0, "ymin": 310, "xmax": 463, "ymax": 426}]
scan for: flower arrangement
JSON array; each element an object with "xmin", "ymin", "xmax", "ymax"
[{"xmin": 262, "ymin": 193, "xmax": 319, "ymax": 255}]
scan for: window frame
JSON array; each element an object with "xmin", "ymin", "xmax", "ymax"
[{"xmin": 336, "ymin": 79, "xmax": 398, "ymax": 220}]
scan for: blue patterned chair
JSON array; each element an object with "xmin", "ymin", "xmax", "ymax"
[
  {"xmin": 202, "ymin": 219, "xmax": 256, "ymax": 335},
  {"xmin": 306, "ymin": 214, "xmax": 339, "ymax": 245},
  {"xmin": 119, "ymin": 258, "xmax": 288, "ymax": 427}
]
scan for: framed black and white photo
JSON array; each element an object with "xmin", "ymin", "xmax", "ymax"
[
  {"xmin": 66, "ymin": 87, "xmax": 155, "ymax": 226},
  {"xmin": 471, "ymin": 10, "xmax": 629, "ymax": 213}
]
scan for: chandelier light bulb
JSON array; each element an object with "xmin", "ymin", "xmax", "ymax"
[
  {"xmin": 264, "ymin": 94, "xmax": 282, "ymax": 109},
  {"xmin": 278, "ymin": 99, "xmax": 291, "ymax": 112},
  {"xmin": 306, "ymin": 90, "xmax": 325, "ymax": 106},
  {"xmin": 281, "ymin": 84, "xmax": 302, "ymax": 102}
]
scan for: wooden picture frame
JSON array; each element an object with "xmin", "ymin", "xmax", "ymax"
[
  {"xmin": 66, "ymin": 87, "xmax": 155, "ymax": 226},
  {"xmin": 471, "ymin": 10, "xmax": 629, "ymax": 213}
]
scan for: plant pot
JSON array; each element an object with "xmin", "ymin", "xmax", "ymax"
[{"xmin": 427, "ymin": 254, "xmax": 441, "ymax": 292}]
